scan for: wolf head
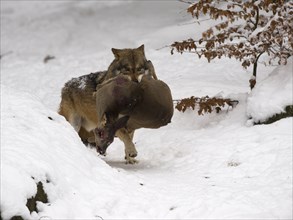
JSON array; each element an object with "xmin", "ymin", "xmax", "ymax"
[
  {"xmin": 106, "ymin": 45, "xmax": 156, "ymax": 81},
  {"xmin": 93, "ymin": 115, "xmax": 130, "ymax": 155}
]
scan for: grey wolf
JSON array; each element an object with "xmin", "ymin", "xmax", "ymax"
[{"xmin": 58, "ymin": 45, "xmax": 169, "ymax": 163}]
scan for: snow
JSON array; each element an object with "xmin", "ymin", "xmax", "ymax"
[
  {"xmin": 247, "ymin": 57, "xmax": 293, "ymax": 123},
  {"xmin": 1, "ymin": 1, "xmax": 292, "ymax": 219},
  {"xmin": 68, "ymin": 76, "xmax": 88, "ymax": 90}
]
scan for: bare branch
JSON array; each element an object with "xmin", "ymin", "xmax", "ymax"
[{"xmin": 178, "ymin": 0, "xmax": 194, "ymax": 4}]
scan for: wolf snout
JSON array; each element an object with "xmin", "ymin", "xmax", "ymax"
[{"xmin": 132, "ymin": 78, "xmax": 139, "ymax": 83}]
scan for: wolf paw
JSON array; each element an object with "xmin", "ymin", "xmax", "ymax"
[
  {"xmin": 128, "ymin": 151, "xmax": 137, "ymax": 158},
  {"xmin": 124, "ymin": 146, "xmax": 137, "ymax": 164},
  {"xmin": 125, "ymin": 156, "xmax": 138, "ymax": 164},
  {"xmin": 125, "ymin": 148, "xmax": 137, "ymax": 158}
]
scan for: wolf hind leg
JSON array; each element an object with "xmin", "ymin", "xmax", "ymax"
[
  {"xmin": 59, "ymin": 104, "xmax": 82, "ymax": 132},
  {"xmin": 79, "ymin": 127, "xmax": 95, "ymax": 146},
  {"xmin": 68, "ymin": 113, "xmax": 82, "ymax": 132}
]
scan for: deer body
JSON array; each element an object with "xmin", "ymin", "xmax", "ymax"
[
  {"xmin": 94, "ymin": 75, "xmax": 174, "ymax": 159},
  {"xmin": 127, "ymin": 76, "xmax": 174, "ymax": 130}
]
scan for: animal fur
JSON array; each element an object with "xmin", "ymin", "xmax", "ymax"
[
  {"xmin": 106, "ymin": 44, "xmax": 158, "ymax": 81},
  {"xmin": 58, "ymin": 45, "xmax": 159, "ymax": 163},
  {"xmin": 93, "ymin": 74, "xmax": 174, "ymax": 160}
]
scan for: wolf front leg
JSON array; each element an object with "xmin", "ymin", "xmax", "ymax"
[{"xmin": 116, "ymin": 128, "xmax": 138, "ymax": 164}]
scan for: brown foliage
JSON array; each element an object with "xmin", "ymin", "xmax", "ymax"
[
  {"xmin": 43, "ymin": 55, "xmax": 55, "ymax": 63},
  {"xmin": 175, "ymin": 96, "xmax": 238, "ymax": 115},
  {"xmin": 249, "ymin": 77, "xmax": 256, "ymax": 90},
  {"xmin": 171, "ymin": 0, "xmax": 293, "ymax": 77}
]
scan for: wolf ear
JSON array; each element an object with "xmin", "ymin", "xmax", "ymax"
[
  {"xmin": 112, "ymin": 48, "xmax": 121, "ymax": 59},
  {"xmin": 137, "ymin": 44, "xmax": 145, "ymax": 54},
  {"xmin": 113, "ymin": 115, "xmax": 130, "ymax": 131}
]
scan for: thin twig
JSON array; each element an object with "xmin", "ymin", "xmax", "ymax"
[
  {"xmin": 155, "ymin": 45, "xmax": 171, "ymax": 51},
  {"xmin": 0, "ymin": 51, "xmax": 13, "ymax": 60},
  {"xmin": 178, "ymin": 18, "xmax": 212, "ymax": 26},
  {"xmin": 178, "ymin": 0, "xmax": 193, "ymax": 4}
]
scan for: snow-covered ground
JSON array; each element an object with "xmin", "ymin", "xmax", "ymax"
[{"xmin": 1, "ymin": 1, "xmax": 292, "ymax": 219}]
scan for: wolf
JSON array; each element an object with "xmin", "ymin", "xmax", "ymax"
[{"xmin": 58, "ymin": 45, "xmax": 159, "ymax": 163}]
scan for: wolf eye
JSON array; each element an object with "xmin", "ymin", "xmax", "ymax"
[
  {"xmin": 136, "ymin": 67, "xmax": 145, "ymax": 73},
  {"xmin": 115, "ymin": 69, "xmax": 121, "ymax": 75}
]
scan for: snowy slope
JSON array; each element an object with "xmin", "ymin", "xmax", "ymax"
[
  {"xmin": 247, "ymin": 57, "xmax": 293, "ymax": 123},
  {"xmin": 1, "ymin": 1, "xmax": 292, "ymax": 219}
]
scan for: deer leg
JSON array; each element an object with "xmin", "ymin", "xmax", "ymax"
[{"xmin": 116, "ymin": 128, "xmax": 138, "ymax": 164}]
